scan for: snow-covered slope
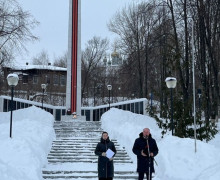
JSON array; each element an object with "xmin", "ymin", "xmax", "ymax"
[
  {"xmin": 0, "ymin": 106, "xmax": 55, "ymax": 180},
  {"xmin": 0, "ymin": 107, "xmax": 219, "ymax": 180},
  {"xmin": 101, "ymin": 108, "xmax": 220, "ymax": 180}
]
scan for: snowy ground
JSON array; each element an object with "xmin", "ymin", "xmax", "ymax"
[
  {"xmin": 0, "ymin": 106, "xmax": 220, "ymax": 180},
  {"xmin": 0, "ymin": 106, "xmax": 55, "ymax": 180},
  {"xmin": 101, "ymin": 108, "xmax": 220, "ymax": 180}
]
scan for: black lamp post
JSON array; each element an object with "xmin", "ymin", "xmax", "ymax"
[
  {"xmin": 7, "ymin": 74, "xmax": 19, "ymax": 138},
  {"xmin": 41, "ymin": 84, "xmax": 47, "ymax": 109},
  {"xmin": 107, "ymin": 85, "xmax": 112, "ymax": 110},
  {"xmin": 165, "ymin": 77, "xmax": 177, "ymax": 136}
]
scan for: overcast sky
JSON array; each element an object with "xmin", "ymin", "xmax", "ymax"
[{"xmin": 16, "ymin": 0, "xmax": 141, "ymax": 65}]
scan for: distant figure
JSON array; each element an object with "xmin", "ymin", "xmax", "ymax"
[
  {"xmin": 132, "ymin": 128, "xmax": 159, "ymax": 180},
  {"xmin": 95, "ymin": 131, "xmax": 117, "ymax": 180}
]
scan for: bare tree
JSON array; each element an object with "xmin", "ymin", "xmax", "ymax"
[
  {"xmin": 108, "ymin": 1, "xmax": 160, "ymax": 98},
  {"xmin": 53, "ymin": 51, "xmax": 67, "ymax": 67},
  {"xmin": 0, "ymin": 0, "xmax": 39, "ymax": 68},
  {"xmin": 106, "ymin": 0, "xmax": 219, "ymax": 139},
  {"xmin": 81, "ymin": 36, "xmax": 109, "ymax": 99},
  {"xmin": 32, "ymin": 50, "xmax": 50, "ymax": 65}
]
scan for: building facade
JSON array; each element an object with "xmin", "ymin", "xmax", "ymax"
[{"xmin": 1, "ymin": 64, "xmax": 67, "ymax": 106}]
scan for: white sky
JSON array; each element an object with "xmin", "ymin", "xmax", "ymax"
[{"xmin": 16, "ymin": 0, "xmax": 141, "ymax": 65}]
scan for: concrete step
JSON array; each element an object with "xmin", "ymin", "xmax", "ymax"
[
  {"xmin": 52, "ymin": 140, "xmax": 119, "ymax": 144},
  {"xmin": 54, "ymin": 125, "xmax": 102, "ymax": 127},
  {"xmin": 48, "ymin": 152, "xmax": 128, "ymax": 157},
  {"xmin": 53, "ymin": 124, "xmax": 102, "ymax": 126},
  {"xmin": 55, "ymin": 133, "xmax": 102, "ymax": 136},
  {"xmin": 51, "ymin": 142, "xmax": 120, "ymax": 146},
  {"xmin": 50, "ymin": 148, "xmax": 127, "ymax": 153},
  {"xmin": 61, "ymin": 115, "xmax": 87, "ymax": 121},
  {"xmin": 42, "ymin": 170, "xmax": 137, "ymax": 179},
  {"xmin": 52, "ymin": 139, "xmax": 117, "ymax": 142},
  {"xmin": 47, "ymin": 156, "xmax": 131, "ymax": 160},
  {"xmin": 54, "ymin": 129, "xmax": 103, "ymax": 132},
  {"xmin": 53, "ymin": 122, "xmax": 101, "ymax": 126},
  {"xmin": 51, "ymin": 145, "xmax": 122, "ymax": 149},
  {"xmin": 48, "ymin": 156, "xmax": 130, "ymax": 160},
  {"xmin": 54, "ymin": 131, "xmax": 104, "ymax": 134},
  {"xmin": 43, "ymin": 171, "xmax": 136, "ymax": 174},
  {"xmin": 48, "ymin": 158, "xmax": 133, "ymax": 164},
  {"xmin": 55, "ymin": 135, "xmax": 101, "ymax": 138},
  {"xmin": 54, "ymin": 126, "xmax": 102, "ymax": 128},
  {"xmin": 54, "ymin": 123, "xmax": 101, "ymax": 126},
  {"xmin": 43, "ymin": 178, "xmax": 137, "ymax": 180},
  {"xmin": 54, "ymin": 128, "xmax": 102, "ymax": 130},
  {"xmin": 52, "ymin": 138, "xmax": 118, "ymax": 141},
  {"xmin": 50, "ymin": 150, "xmax": 125, "ymax": 154}
]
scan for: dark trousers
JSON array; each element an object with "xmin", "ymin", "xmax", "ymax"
[
  {"xmin": 138, "ymin": 172, "xmax": 152, "ymax": 180},
  {"xmin": 99, "ymin": 178, "xmax": 113, "ymax": 180}
]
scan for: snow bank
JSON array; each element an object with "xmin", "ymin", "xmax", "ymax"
[
  {"xmin": 101, "ymin": 108, "xmax": 220, "ymax": 180},
  {"xmin": 0, "ymin": 106, "xmax": 55, "ymax": 180}
]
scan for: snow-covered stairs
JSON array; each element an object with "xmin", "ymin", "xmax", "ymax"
[
  {"xmin": 42, "ymin": 119, "xmax": 138, "ymax": 179},
  {"xmin": 47, "ymin": 138, "xmax": 133, "ymax": 164}
]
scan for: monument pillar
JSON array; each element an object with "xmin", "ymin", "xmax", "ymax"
[{"xmin": 66, "ymin": 0, "xmax": 81, "ymax": 116}]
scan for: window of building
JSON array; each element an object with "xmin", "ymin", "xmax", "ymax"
[
  {"xmin": 60, "ymin": 75, "xmax": 66, "ymax": 86},
  {"xmin": 53, "ymin": 75, "xmax": 59, "ymax": 85},
  {"xmin": 18, "ymin": 74, "xmax": 22, "ymax": 81},
  {"xmin": 46, "ymin": 75, "xmax": 50, "ymax": 84},
  {"xmin": 33, "ymin": 76, "xmax": 38, "ymax": 84},
  {"xmin": 22, "ymin": 75, "xmax": 28, "ymax": 84}
]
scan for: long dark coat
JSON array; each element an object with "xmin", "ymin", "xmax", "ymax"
[
  {"xmin": 95, "ymin": 137, "xmax": 117, "ymax": 178},
  {"xmin": 132, "ymin": 132, "xmax": 159, "ymax": 173}
]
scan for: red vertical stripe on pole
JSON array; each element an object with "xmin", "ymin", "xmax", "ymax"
[{"xmin": 71, "ymin": 0, "xmax": 78, "ymax": 113}]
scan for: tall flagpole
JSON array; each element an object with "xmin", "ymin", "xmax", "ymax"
[{"xmin": 192, "ymin": 19, "xmax": 197, "ymax": 153}]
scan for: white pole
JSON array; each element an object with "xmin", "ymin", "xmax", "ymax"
[{"xmin": 192, "ymin": 19, "xmax": 197, "ymax": 153}]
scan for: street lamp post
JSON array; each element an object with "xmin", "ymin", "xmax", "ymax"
[
  {"xmin": 107, "ymin": 85, "xmax": 112, "ymax": 110},
  {"xmin": 7, "ymin": 74, "xmax": 19, "ymax": 138},
  {"xmin": 165, "ymin": 77, "xmax": 177, "ymax": 136},
  {"xmin": 41, "ymin": 84, "xmax": 47, "ymax": 109},
  {"xmin": 191, "ymin": 19, "xmax": 197, "ymax": 153}
]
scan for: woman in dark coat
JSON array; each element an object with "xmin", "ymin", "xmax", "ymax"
[
  {"xmin": 95, "ymin": 132, "xmax": 117, "ymax": 180},
  {"xmin": 132, "ymin": 128, "xmax": 159, "ymax": 180}
]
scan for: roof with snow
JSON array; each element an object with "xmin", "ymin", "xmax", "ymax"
[{"xmin": 5, "ymin": 65, "xmax": 67, "ymax": 72}]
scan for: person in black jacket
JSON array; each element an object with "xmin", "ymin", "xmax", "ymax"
[
  {"xmin": 132, "ymin": 128, "xmax": 159, "ymax": 180},
  {"xmin": 95, "ymin": 132, "xmax": 117, "ymax": 180}
]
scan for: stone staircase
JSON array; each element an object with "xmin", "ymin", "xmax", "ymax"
[{"xmin": 42, "ymin": 119, "xmax": 138, "ymax": 179}]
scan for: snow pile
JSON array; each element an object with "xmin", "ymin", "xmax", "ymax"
[
  {"xmin": 0, "ymin": 106, "xmax": 55, "ymax": 180},
  {"xmin": 101, "ymin": 108, "xmax": 220, "ymax": 180},
  {"xmin": 0, "ymin": 106, "xmax": 219, "ymax": 180}
]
